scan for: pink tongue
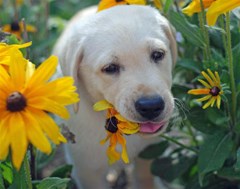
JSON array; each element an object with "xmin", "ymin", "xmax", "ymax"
[{"xmin": 139, "ymin": 122, "xmax": 164, "ymax": 133}]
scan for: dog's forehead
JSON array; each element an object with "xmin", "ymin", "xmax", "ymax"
[{"xmin": 82, "ymin": 6, "xmax": 170, "ymax": 59}]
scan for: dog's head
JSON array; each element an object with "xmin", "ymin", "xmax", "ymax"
[{"xmin": 58, "ymin": 5, "xmax": 177, "ymax": 137}]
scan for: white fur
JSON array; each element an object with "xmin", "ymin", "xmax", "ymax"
[{"xmin": 53, "ymin": 5, "xmax": 177, "ymax": 189}]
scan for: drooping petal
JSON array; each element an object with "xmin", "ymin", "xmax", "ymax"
[
  {"xmin": 116, "ymin": 132, "xmax": 129, "ymax": 164},
  {"xmin": 9, "ymin": 113, "xmax": 28, "ymax": 170},
  {"xmin": 93, "ymin": 100, "xmax": 113, "ymax": 111},
  {"xmin": 210, "ymin": 96, "xmax": 217, "ymax": 107},
  {"xmin": 207, "ymin": 0, "xmax": 240, "ymax": 26}
]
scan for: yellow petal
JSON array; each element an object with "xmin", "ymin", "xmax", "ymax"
[
  {"xmin": 201, "ymin": 71, "xmax": 214, "ymax": 87},
  {"xmin": 58, "ymin": 133, "xmax": 67, "ymax": 143},
  {"xmin": 153, "ymin": 0, "xmax": 163, "ymax": 9},
  {"xmin": 25, "ymin": 77, "xmax": 79, "ymax": 105},
  {"xmin": 0, "ymin": 115, "xmax": 10, "ymax": 160},
  {"xmin": 196, "ymin": 94, "xmax": 212, "ymax": 102},
  {"xmin": 9, "ymin": 113, "xmax": 28, "ymax": 170},
  {"xmin": 207, "ymin": 69, "xmax": 218, "ymax": 85},
  {"xmin": 116, "ymin": 132, "xmax": 129, "ymax": 164},
  {"xmin": 27, "ymin": 97, "xmax": 70, "ymax": 119},
  {"xmin": 27, "ymin": 55, "xmax": 58, "ymax": 87},
  {"xmin": 25, "ymin": 61, "xmax": 35, "ymax": 81},
  {"xmin": 182, "ymin": 0, "xmax": 216, "ymax": 16},
  {"xmin": 26, "ymin": 107, "xmax": 61, "ymax": 144},
  {"xmin": 23, "ymin": 111, "xmax": 52, "ymax": 154},
  {"xmin": 9, "ymin": 53, "xmax": 27, "ymax": 90},
  {"xmin": 126, "ymin": 0, "xmax": 146, "ymax": 5},
  {"xmin": 216, "ymin": 95, "xmax": 221, "ymax": 109},
  {"xmin": 198, "ymin": 79, "xmax": 211, "ymax": 88},
  {"xmin": 98, "ymin": 0, "xmax": 126, "ymax": 12},
  {"xmin": 188, "ymin": 88, "xmax": 210, "ymax": 95},
  {"xmin": 203, "ymin": 97, "xmax": 214, "ymax": 109},
  {"xmin": 210, "ymin": 97, "xmax": 217, "ymax": 107},
  {"xmin": 207, "ymin": 0, "xmax": 240, "ymax": 26},
  {"xmin": 93, "ymin": 100, "xmax": 113, "ymax": 111}
]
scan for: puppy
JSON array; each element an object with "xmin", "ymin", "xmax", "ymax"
[{"xmin": 53, "ymin": 5, "xmax": 177, "ymax": 189}]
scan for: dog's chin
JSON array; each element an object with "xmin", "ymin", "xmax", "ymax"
[{"xmin": 137, "ymin": 121, "xmax": 168, "ymax": 138}]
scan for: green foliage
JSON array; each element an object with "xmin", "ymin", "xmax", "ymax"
[{"xmin": 36, "ymin": 177, "xmax": 70, "ymax": 189}]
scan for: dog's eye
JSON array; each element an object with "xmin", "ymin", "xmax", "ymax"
[
  {"xmin": 151, "ymin": 50, "xmax": 165, "ymax": 63},
  {"xmin": 102, "ymin": 64, "xmax": 120, "ymax": 74}
]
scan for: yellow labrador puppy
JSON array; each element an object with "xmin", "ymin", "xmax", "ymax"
[{"xmin": 53, "ymin": 5, "xmax": 177, "ymax": 189}]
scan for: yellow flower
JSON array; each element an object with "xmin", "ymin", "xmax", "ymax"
[
  {"xmin": 98, "ymin": 0, "xmax": 146, "ymax": 12},
  {"xmin": 93, "ymin": 100, "xmax": 139, "ymax": 164},
  {"xmin": 2, "ymin": 20, "xmax": 36, "ymax": 40},
  {"xmin": 182, "ymin": 0, "xmax": 240, "ymax": 26},
  {"xmin": 0, "ymin": 47, "xmax": 79, "ymax": 170},
  {"xmin": 182, "ymin": 0, "xmax": 216, "ymax": 16},
  {"xmin": 206, "ymin": 0, "xmax": 240, "ymax": 26},
  {"xmin": 0, "ymin": 41, "xmax": 32, "ymax": 66},
  {"xmin": 188, "ymin": 69, "xmax": 223, "ymax": 109}
]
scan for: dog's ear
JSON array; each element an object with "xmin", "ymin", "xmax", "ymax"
[
  {"xmin": 53, "ymin": 37, "xmax": 84, "ymax": 113},
  {"xmin": 162, "ymin": 20, "xmax": 178, "ymax": 67}
]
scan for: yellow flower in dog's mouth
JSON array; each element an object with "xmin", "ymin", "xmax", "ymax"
[
  {"xmin": 0, "ymin": 51, "xmax": 79, "ymax": 170},
  {"xmin": 93, "ymin": 100, "xmax": 139, "ymax": 164}
]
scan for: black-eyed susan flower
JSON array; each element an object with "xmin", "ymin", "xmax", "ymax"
[
  {"xmin": 182, "ymin": 0, "xmax": 240, "ymax": 26},
  {"xmin": 188, "ymin": 69, "xmax": 223, "ymax": 109},
  {"xmin": 93, "ymin": 100, "xmax": 139, "ymax": 164},
  {"xmin": 0, "ymin": 46, "xmax": 79, "ymax": 170},
  {"xmin": 2, "ymin": 20, "xmax": 36, "ymax": 40},
  {"xmin": 98, "ymin": 0, "xmax": 146, "ymax": 12}
]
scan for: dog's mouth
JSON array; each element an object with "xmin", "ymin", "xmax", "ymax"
[{"xmin": 138, "ymin": 121, "xmax": 166, "ymax": 134}]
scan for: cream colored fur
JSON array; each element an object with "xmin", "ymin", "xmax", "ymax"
[{"xmin": 53, "ymin": 5, "xmax": 177, "ymax": 189}]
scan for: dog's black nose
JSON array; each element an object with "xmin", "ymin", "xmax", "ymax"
[{"xmin": 135, "ymin": 96, "xmax": 165, "ymax": 120}]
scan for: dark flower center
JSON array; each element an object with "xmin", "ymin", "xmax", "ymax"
[
  {"xmin": 116, "ymin": 0, "xmax": 124, "ymax": 2},
  {"xmin": 7, "ymin": 92, "xmax": 27, "ymax": 112},
  {"xmin": 210, "ymin": 86, "xmax": 220, "ymax": 96},
  {"xmin": 10, "ymin": 21, "xmax": 21, "ymax": 31},
  {"xmin": 105, "ymin": 116, "xmax": 118, "ymax": 133}
]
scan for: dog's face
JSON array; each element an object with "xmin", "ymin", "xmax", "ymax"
[{"xmin": 70, "ymin": 6, "xmax": 177, "ymax": 136}]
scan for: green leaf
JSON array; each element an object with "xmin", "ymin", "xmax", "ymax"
[
  {"xmin": 0, "ymin": 163, "xmax": 4, "ymax": 189},
  {"xmin": 36, "ymin": 177, "xmax": 70, "ymax": 189},
  {"xmin": 169, "ymin": 11, "xmax": 205, "ymax": 47},
  {"xmin": 0, "ymin": 162, "xmax": 13, "ymax": 185},
  {"xmin": 138, "ymin": 141, "xmax": 169, "ymax": 159},
  {"xmin": 234, "ymin": 148, "xmax": 240, "ymax": 171},
  {"xmin": 50, "ymin": 164, "xmax": 73, "ymax": 178},
  {"xmin": 198, "ymin": 132, "xmax": 234, "ymax": 185},
  {"xmin": 177, "ymin": 59, "xmax": 201, "ymax": 73},
  {"xmin": 151, "ymin": 156, "xmax": 196, "ymax": 182},
  {"xmin": 217, "ymin": 167, "xmax": 240, "ymax": 181},
  {"xmin": 9, "ymin": 156, "xmax": 32, "ymax": 189},
  {"xmin": 233, "ymin": 43, "xmax": 240, "ymax": 83},
  {"xmin": 163, "ymin": 0, "xmax": 173, "ymax": 14}
]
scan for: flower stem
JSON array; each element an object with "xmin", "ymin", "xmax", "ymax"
[
  {"xmin": 160, "ymin": 134, "xmax": 198, "ymax": 153},
  {"xmin": 198, "ymin": 0, "xmax": 211, "ymax": 62},
  {"xmin": 225, "ymin": 12, "xmax": 236, "ymax": 127},
  {"xmin": 23, "ymin": 154, "xmax": 33, "ymax": 189}
]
